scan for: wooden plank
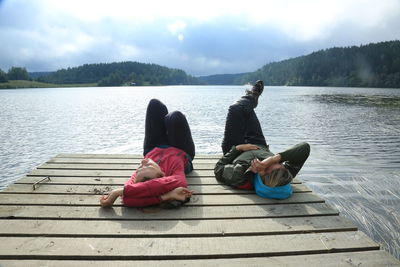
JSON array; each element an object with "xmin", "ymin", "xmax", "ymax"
[
  {"xmin": 0, "ymin": 216, "xmax": 356, "ymax": 237},
  {"xmin": 0, "ymin": 203, "xmax": 338, "ymax": 220},
  {"xmin": 15, "ymin": 176, "xmax": 223, "ymax": 185},
  {"xmin": 2, "ymin": 154, "xmax": 397, "ymax": 265},
  {"xmin": 48, "ymin": 157, "xmax": 219, "ymax": 164},
  {"xmin": 1, "ymin": 251, "xmax": 396, "ymax": 266},
  {"xmin": 27, "ymin": 169, "xmax": 216, "ymax": 177},
  {"xmin": 56, "ymin": 154, "xmax": 222, "ymax": 159},
  {"xmin": 0, "ymin": 231, "xmax": 379, "ymax": 259},
  {"xmin": 0, "ymin": 192, "xmax": 323, "ymax": 206},
  {"xmin": 14, "ymin": 176, "xmax": 302, "ymax": 185},
  {"xmin": 38, "ymin": 163, "xmax": 215, "ymax": 170},
  {"xmin": 0, "ymin": 184, "xmax": 312, "ymax": 195}
]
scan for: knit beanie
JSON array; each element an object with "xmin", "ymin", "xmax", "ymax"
[{"xmin": 254, "ymin": 173, "xmax": 293, "ymax": 199}]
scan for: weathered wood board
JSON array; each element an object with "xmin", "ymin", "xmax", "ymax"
[{"xmin": 0, "ymin": 154, "xmax": 398, "ymax": 266}]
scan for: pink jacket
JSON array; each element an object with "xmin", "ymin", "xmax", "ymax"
[{"xmin": 122, "ymin": 147, "xmax": 189, "ymax": 207}]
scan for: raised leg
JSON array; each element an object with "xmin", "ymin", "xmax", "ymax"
[
  {"xmin": 221, "ymin": 95, "xmax": 267, "ymax": 154},
  {"xmin": 143, "ymin": 99, "xmax": 169, "ymax": 156},
  {"xmin": 165, "ymin": 111, "xmax": 195, "ymax": 160},
  {"xmin": 244, "ymin": 109, "xmax": 267, "ymax": 147}
]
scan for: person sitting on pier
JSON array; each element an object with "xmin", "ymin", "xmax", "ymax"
[
  {"xmin": 100, "ymin": 98, "xmax": 195, "ymax": 207},
  {"xmin": 214, "ymin": 80, "xmax": 310, "ymax": 199}
]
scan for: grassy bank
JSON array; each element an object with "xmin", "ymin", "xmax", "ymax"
[{"xmin": 0, "ymin": 80, "xmax": 97, "ymax": 89}]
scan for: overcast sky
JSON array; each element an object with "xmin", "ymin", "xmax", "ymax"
[{"xmin": 0, "ymin": 0, "xmax": 399, "ymax": 76}]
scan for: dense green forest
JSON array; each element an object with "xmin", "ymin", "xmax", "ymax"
[
  {"xmin": 2, "ymin": 40, "xmax": 399, "ymax": 88},
  {"xmin": 0, "ymin": 67, "xmax": 30, "ymax": 82},
  {"xmin": 234, "ymin": 40, "xmax": 400, "ymax": 88},
  {"xmin": 29, "ymin": 71, "xmax": 53, "ymax": 80},
  {"xmin": 0, "ymin": 69, "xmax": 7, "ymax": 83},
  {"xmin": 36, "ymin": 61, "xmax": 203, "ymax": 86},
  {"xmin": 198, "ymin": 73, "xmax": 247, "ymax": 85}
]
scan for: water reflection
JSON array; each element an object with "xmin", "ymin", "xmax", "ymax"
[
  {"xmin": 301, "ymin": 90, "xmax": 400, "ymax": 259},
  {"xmin": 313, "ymin": 94, "xmax": 400, "ymax": 107}
]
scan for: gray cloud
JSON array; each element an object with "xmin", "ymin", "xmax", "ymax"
[{"xmin": 0, "ymin": 0, "xmax": 399, "ymax": 76}]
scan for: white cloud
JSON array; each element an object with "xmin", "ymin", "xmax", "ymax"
[
  {"xmin": 31, "ymin": 0, "xmax": 400, "ymax": 42},
  {"xmin": 54, "ymin": 33, "xmax": 95, "ymax": 55},
  {"xmin": 167, "ymin": 21, "xmax": 186, "ymax": 35},
  {"xmin": 40, "ymin": 0, "xmax": 235, "ymax": 22},
  {"xmin": 167, "ymin": 20, "xmax": 186, "ymax": 41},
  {"xmin": 117, "ymin": 44, "xmax": 141, "ymax": 58},
  {"xmin": 1, "ymin": 0, "xmax": 399, "ymax": 74}
]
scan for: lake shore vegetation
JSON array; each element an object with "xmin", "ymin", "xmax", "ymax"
[
  {"xmin": 233, "ymin": 40, "xmax": 400, "ymax": 88},
  {"xmin": 1, "ymin": 40, "xmax": 399, "ymax": 89}
]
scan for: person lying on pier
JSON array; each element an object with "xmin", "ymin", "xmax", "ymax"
[
  {"xmin": 214, "ymin": 80, "xmax": 310, "ymax": 199},
  {"xmin": 100, "ymin": 98, "xmax": 195, "ymax": 208}
]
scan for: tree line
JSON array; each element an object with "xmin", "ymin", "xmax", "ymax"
[
  {"xmin": 234, "ymin": 40, "xmax": 400, "ymax": 88},
  {"xmin": 0, "ymin": 67, "xmax": 30, "ymax": 82},
  {"xmin": 37, "ymin": 61, "xmax": 203, "ymax": 86},
  {"xmin": 0, "ymin": 62, "xmax": 203, "ymax": 86},
  {"xmin": 2, "ymin": 40, "xmax": 399, "ymax": 88}
]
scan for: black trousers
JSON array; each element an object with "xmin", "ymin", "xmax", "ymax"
[
  {"xmin": 221, "ymin": 95, "xmax": 267, "ymax": 154},
  {"xmin": 143, "ymin": 99, "xmax": 195, "ymax": 160}
]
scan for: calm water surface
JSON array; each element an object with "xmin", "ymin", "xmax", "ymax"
[{"xmin": 1, "ymin": 86, "xmax": 399, "ymax": 258}]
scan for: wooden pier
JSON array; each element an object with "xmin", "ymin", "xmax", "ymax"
[{"xmin": 0, "ymin": 154, "xmax": 398, "ymax": 266}]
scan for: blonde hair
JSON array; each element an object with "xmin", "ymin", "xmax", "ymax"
[{"xmin": 261, "ymin": 168, "xmax": 293, "ymax": 187}]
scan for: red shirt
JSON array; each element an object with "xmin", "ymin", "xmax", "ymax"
[
  {"xmin": 122, "ymin": 147, "xmax": 189, "ymax": 207},
  {"xmin": 236, "ymin": 181, "xmax": 254, "ymax": 190}
]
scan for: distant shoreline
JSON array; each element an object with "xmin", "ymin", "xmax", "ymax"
[
  {"xmin": 0, "ymin": 80, "xmax": 97, "ymax": 89},
  {"xmin": 1, "ymin": 80, "xmax": 399, "ymax": 90}
]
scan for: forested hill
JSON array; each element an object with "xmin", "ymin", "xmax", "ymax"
[
  {"xmin": 197, "ymin": 73, "xmax": 248, "ymax": 85},
  {"xmin": 233, "ymin": 40, "xmax": 400, "ymax": 88},
  {"xmin": 38, "ymin": 61, "xmax": 203, "ymax": 86},
  {"xmin": 12, "ymin": 41, "xmax": 400, "ymax": 88}
]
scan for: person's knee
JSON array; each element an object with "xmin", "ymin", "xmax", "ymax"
[
  {"xmin": 230, "ymin": 98, "xmax": 254, "ymax": 115},
  {"xmin": 228, "ymin": 103, "xmax": 242, "ymax": 116},
  {"xmin": 147, "ymin": 99, "xmax": 168, "ymax": 115},
  {"xmin": 301, "ymin": 142, "xmax": 311, "ymax": 157},
  {"xmin": 148, "ymin": 98, "xmax": 163, "ymax": 107},
  {"xmin": 166, "ymin": 111, "xmax": 186, "ymax": 124},
  {"xmin": 236, "ymin": 96, "xmax": 255, "ymax": 110}
]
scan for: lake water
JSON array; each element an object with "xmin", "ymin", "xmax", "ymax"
[{"xmin": 1, "ymin": 85, "xmax": 399, "ymax": 259}]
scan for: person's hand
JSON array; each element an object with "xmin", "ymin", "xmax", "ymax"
[
  {"xmin": 249, "ymin": 158, "xmax": 268, "ymax": 174},
  {"xmin": 236, "ymin": 144, "xmax": 260, "ymax": 151},
  {"xmin": 100, "ymin": 194, "xmax": 114, "ymax": 207},
  {"xmin": 100, "ymin": 188, "xmax": 123, "ymax": 208},
  {"xmin": 249, "ymin": 154, "xmax": 282, "ymax": 175},
  {"xmin": 161, "ymin": 187, "xmax": 194, "ymax": 202}
]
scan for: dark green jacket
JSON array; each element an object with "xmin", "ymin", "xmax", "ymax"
[{"xmin": 214, "ymin": 142, "xmax": 310, "ymax": 187}]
